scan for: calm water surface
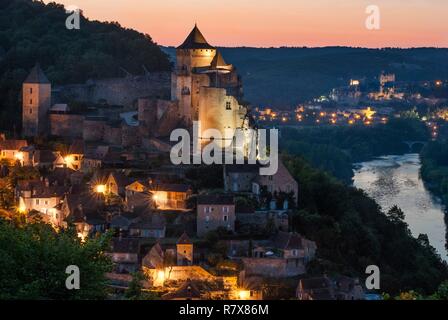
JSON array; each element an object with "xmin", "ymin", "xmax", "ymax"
[{"xmin": 353, "ymin": 154, "xmax": 448, "ymax": 260}]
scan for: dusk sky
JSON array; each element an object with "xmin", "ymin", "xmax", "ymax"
[{"xmin": 47, "ymin": 0, "xmax": 448, "ymax": 48}]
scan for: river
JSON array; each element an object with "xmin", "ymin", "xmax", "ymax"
[{"xmin": 353, "ymin": 153, "xmax": 448, "ymax": 260}]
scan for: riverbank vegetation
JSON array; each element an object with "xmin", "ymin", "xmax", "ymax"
[
  {"xmin": 280, "ymin": 118, "xmax": 429, "ymax": 183},
  {"xmin": 283, "ymin": 154, "xmax": 448, "ymax": 295},
  {"xmin": 421, "ymin": 140, "xmax": 448, "ymax": 205},
  {"xmin": 420, "ymin": 140, "xmax": 448, "ymax": 252}
]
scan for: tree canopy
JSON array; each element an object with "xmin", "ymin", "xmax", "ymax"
[
  {"xmin": 0, "ymin": 0, "xmax": 172, "ymax": 130},
  {"xmin": 0, "ymin": 218, "xmax": 113, "ymax": 299}
]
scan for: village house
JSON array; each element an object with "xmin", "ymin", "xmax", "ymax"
[
  {"xmin": 150, "ymin": 182, "xmax": 192, "ymax": 210},
  {"xmin": 110, "ymin": 211, "xmax": 140, "ymax": 234},
  {"xmin": 64, "ymin": 140, "xmax": 85, "ymax": 171},
  {"xmin": 33, "ymin": 149, "xmax": 65, "ymax": 169},
  {"xmin": 224, "ymin": 160, "xmax": 299, "ymax": 207},
  {"xmin": 235, "ymin": 231, "xmax": 317, "ymax": 279},
  {"xmin": 16, "ymin": 179, "xmax": 68, "ymax": 226},
  {"xmin": 235, "ymin": 207, "xmax": 289, "ymax": 234},
  {"xmin": 128, "ymin": 211, "xmax": 166, "ymax": 238},
  {"xmin": 65, "ymin": 202, "xmax": 107, "ymax": 239},
  {"xmin": 197, "ymin": 194, "xmax": 235, "ymax": 237},
  {"xmin": 224, "ymin": 164, "xmax": 259, "ymax": 193},
  {"xmin": 0, "ymin": 139, "xmax": 28, "ymax": 165},
  {"xmin": 125, "ymin": 180, "xmax": 153, "ymax": 210},
  {"xmin": 106, "ymin": 171, "xmax": 134, "ymax": 197},
  {"xmin": 253, "ymin": 160, "xmax": 299, "ymax": 206},
  {"xmin": 296, "ymin": 275, "xmax": 364, "ymax": 300},
  {"xmin": 108, "ymin": 237, "xmax": 141, "ymax": 273}
]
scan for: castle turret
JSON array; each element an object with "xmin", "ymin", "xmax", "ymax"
[{"xmin": 22, "ymin": 64, "xmax": 51, "ymax": 137}]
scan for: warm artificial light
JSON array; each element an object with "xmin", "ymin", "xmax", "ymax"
[{"xmin": 95, "ymin": 184, "xmax": 106, "ymax": 194}]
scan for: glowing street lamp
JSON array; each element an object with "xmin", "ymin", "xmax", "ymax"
[
  {"xmin": 95, "ymin": 184, "xmax": 106, "ymax": 194},
  {"xmin": 238, "ymin": 290, "xmax": 250, "ymax": 300}
]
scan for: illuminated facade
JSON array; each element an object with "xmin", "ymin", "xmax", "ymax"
[{"xmin": 172, "ymin": 25, "xmax": 251, "ymax": 148}]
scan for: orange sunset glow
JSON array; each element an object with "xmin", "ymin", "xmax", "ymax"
[{"xmin": 46, "ymin": 0, "xmax": 448, "ymax": 48}]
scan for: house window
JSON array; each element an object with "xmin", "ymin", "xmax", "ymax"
[
  {"xmin": 44, "ymin": 200, "xmax": 48, "ymax": 205},
  {"xmin": 30, "ymin": 88, "xmax": 33, "ymax": 94},
  {"xmin": 223, "ymin": 215, "xmax": 228, "ymax": 222},
  {"xmin": 35, "ymin": 199, "xmax": 40, "ymax": 205},
  {"xmin": 30, "ymin": 99, "xmax": 32, "ymax": 105},
  {"xmin": 29, "ymin": 108, "xmax": 33, "ymax": 114},
  {"xmin": 222, "ymin": 206, "xmax": 229, "ymax": 213},
  {"xmin": 205, "ymin": 216, "xmax": 210, "ymax": 222},
  {"xmin": 226, "ymin": 101, "xmax": 231, "ymax": 110}
]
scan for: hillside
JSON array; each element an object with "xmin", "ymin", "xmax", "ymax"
[
  {"xmin": 164, "ymin": 46, "xmax": 448, "ymax": 108},
  {"xmin": 0, "ymin": 0, "xmax": 171, "ymax": 130}
]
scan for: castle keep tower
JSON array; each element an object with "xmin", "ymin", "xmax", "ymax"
[
  {"xmin": 173, "ymin": 25, "xmax": 249, "ymax": 148},
  {"xmin": 172, "ymin": 25, "xmax": 217, "ymax": 124},
  {"xmin": 22, "ymin": 64, "xmax": 51, "ymax": 137}
]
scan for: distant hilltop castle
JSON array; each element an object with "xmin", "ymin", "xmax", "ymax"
[{"xmin": 22, "ymin": 25, "xmax": 251, "ymax": 149}]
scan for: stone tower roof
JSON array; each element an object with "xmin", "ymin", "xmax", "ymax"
[
  {"xmin": 177, "ymin": 231, "xmax": 192, "ymax": 244},
  {"xmin": 177, "ymin": 24, "xmax": 215, "ymax": 50},
  {"xmin": 24, "ymin": 63, "xmax": 50, "ymax": 84}
]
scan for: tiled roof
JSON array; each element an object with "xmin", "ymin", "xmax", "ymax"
[
  {"xmin": 110, "ymin": 237, "xmax": 140, "ymax": 254},
  {"xmin": 150, "ymin": 183, "xmax": 191, "ymax": 193},
  {"xmin": 0, "ymin": 139, "xmax": 28, "ymax": 151},
  {"xmin": 129, "ymin": 213, "xmax": 166, "ymax": 230},
  {"xmin": 68, "ymin": 140, "xmax": 85, "ymax": 154},
  {"xmin": 197, "ymin": 194, "xmax": 234, "ymax": 205},
  {"xmin": 273, "ymin": 231, "xmax": 305, "ymax": 250},
  {"xmin": 162, "ymin": 279, "xmax": 202, "ymax": 300},
  {"xmin": 34, "ymin": 150, "xmax": 57, "ymax": 163}
]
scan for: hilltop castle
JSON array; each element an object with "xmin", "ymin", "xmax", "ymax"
[{"xmin": 22, "ymin": 25, "xmax": 251, "ymax": 150}]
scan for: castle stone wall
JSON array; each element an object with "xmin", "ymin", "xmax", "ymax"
[
  {"xmin": 55, "ymin": 73, "xmax": 171, "ymax": 108},
  {"xmin": 49, "ymin": 113, "xmax": 84, "ymax": 138}
]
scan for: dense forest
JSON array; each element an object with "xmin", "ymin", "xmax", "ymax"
[
  {"xmin": 280, "ymin": 118, "xmax": 429, "ymax": 183},
  {"xmin": 0, "ymin": 0, "xmax": 171, "ymax": 130},
  {"xmin": 283, "ymin": 154, "xmax": 448, "ymax": 295}
]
